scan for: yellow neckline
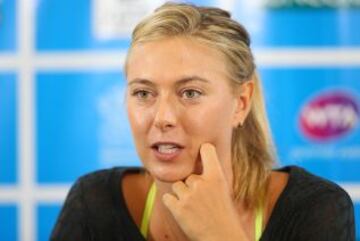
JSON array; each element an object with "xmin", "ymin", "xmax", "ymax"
[
  {"xmin": 255, "ymin": 203, "xmax": 263, "ymax": 241},
  {"xmin": 140, "ymin": 183, "xmax": 263, "ymax": 240},
  {"xmin": 140, "ymin": 182, "xmax": 156, "ymax": 238}
]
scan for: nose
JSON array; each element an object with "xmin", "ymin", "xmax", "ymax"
[{"xmin": 153, "ymin": 96, "xmax": 177, "ymax": 132}]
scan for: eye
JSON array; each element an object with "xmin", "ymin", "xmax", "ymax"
[
  {"xmin": 131, "ymin": 90, "xmax": 152, "ymax": 100},
  {"xmin": 182, "ymin": 89, "xmax": 202, "ymax": 99}
]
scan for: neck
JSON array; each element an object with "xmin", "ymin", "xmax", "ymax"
[{"xmin": 150, "ymin": 182, "xmax": 190, "ymax": 241}]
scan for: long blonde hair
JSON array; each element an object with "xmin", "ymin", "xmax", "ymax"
[{"xmin": 125, "ymin": 2, "xmax": 276, "ymax": 207}]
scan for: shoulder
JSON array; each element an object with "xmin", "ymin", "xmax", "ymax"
[
  {"xmin": 72, "ymin": 167, "xmax": 141, "ymax": 201},
  {"xmin": 52, "ymin": 167, "xmax": 146, "ymax": 240},
  {"xmin": 76, "ymin": 166, "xmax": 143, "ymax": 192},
  {"xmin": 263, "ymin": 166, "xmax": 355, "ymax": 240},
  {"xmin": 70, "ymin": 167, "xmax": 144, "ymax": 227},
  {"xmin": 278, "ymin": 165, "xmax": 352, "ymax": 207},
  {"xmin": 277, "ymin": 166, "xmax": 355, "ymax": 240},
  {"xmin": 52, "ymin": 167, "xmax": 140, "ymax": 240},
  {"xmin": 67, "ymin": 166, "xmax": 144, "ymax": 209}
]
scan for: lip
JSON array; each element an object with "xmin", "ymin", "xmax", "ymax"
[
  {"xmin": 150, "ymin": 142, "xmax": 185, "ymax": 162},
  {"xmin": 152, "ymin": 147, "xmax": 183, "ymax": 162},
  {"xmin": 150, "ymin": 141, "xmax": 185, "ymax": 148}
]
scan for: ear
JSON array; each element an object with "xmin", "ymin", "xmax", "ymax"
[{"xmin": 232, "ymin": 80, "xmax": 254, "ymax": 128}]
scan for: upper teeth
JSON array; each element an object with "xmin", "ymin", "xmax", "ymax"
[{"xmin": 158, "ymin": 144, "xmax": 179, "ymax": 154}]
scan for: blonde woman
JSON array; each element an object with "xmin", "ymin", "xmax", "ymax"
[{"xmin": 51, "ymin": 3, "xmax": 355, "ymax": 241}]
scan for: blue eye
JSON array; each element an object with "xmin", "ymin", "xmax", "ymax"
[{"xmin": 182, "ymin": 89, "xmax": 202, "ymax": 99}]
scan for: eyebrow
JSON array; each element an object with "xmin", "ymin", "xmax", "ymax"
[{"xmin": 127, "ymin": 76, "xmax": 210, "ymax": 87}]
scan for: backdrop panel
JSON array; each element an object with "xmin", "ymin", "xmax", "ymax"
[
  {"xmin": 0, "ymin": 205, "xmax": 18, "ymax": 241},
  {"xmin": 36, "ymin": 71, "xmax": 139, "ymax": 183},
  {"xmin": 261, "ymin": 67, "xmax": 360, "ymax": 181},
  {"xmin": 1, "ymin": 0, "xmax": 359, "ymax": 240},
  {"xmin": 0, "ymin": 73, "xmax": 17, "ymax": 184},
  {"xmin": 0, "ymin": 0, "xmax": 16, "ymax": 51}
]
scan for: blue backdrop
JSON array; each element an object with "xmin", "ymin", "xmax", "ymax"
[{"xmin": 0, "ymin": 0, "xmax": 359, "ymax": 240}]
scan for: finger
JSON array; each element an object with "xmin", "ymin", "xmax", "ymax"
[
  {"xmin": 199, "ymin": 143, "xmax": 223, "ymax": 177},
  {"xmin": 162, "ymin": 193, "xmax": 178, "ymax": 211},
  {"xmin": 172, "ymin": 181, "xmax": 188, "ymax": 198},
  {"xmin": 184, "ymin": 174, "xmax": 201, "ymax": 187}
]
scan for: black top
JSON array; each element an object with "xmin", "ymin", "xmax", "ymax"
[{"xmin": 50, "ymin": 166, "xmax": 355, "ymax": 241}]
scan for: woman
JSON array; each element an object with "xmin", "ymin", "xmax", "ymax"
[{"xmin": 51, "ymin": 2, "xmax": 355, "ymax": 241}]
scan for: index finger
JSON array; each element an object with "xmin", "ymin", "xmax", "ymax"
[{"xmin": 199, "ymin": 143, "xmax": 223, "ymax": 177}]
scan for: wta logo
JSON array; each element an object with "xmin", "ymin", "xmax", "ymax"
[{"xmin": 299, "ymin": 91, "xmax": 359, "ymax": 141}]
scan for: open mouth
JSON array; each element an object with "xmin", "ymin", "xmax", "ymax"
[
  {"xmin": 155, "ymin": 144, "xmax": 181, "ymax": 154},
  {"xmin": 151, "ymin": 142, "xmax": 184, "ymax": 161}
]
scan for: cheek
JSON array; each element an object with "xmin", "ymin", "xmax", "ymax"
[
  {"xmin": 127, "ymin": 105, "xmax": 152, "ymax": 162},
  {"xmin": 127, "ymin": 104, "xmax": 150, "ymax": 140},
  {"xmin": 186, "ymin": 102, "xmax": 233, "ymax": 136}
]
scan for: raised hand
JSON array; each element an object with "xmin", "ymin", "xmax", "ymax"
[{"xmin": 162, "ymin": 143, "xmax": 248, "ymax": 241}]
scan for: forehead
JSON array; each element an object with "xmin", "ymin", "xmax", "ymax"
[{"xmin": 126, "ymin": 37, "xmax": 229, "ymax": 84}]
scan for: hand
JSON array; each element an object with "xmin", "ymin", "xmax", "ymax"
[{"xmin": 162, "ymin": 143, "xmax": 248, "ymax": 241}]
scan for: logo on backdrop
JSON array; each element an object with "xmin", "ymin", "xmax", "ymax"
[
  {"xmin": 96, "ymin": 86, "xmax": 140, "ymax": 167},
  {"xmin": 288, "ymin": 89, "xmax": 360, "ymax": 163},
  {"xmin": 92, "ymin": 0, "xmax": 167, "ymax": 40},
  {"xmin": 299, "ymin": 90, "xmax": 359, "ymax": 141}
]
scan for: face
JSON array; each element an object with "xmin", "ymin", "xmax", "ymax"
[{"xmin": 126, "ymin": 37, "xmax": 252, "ymax": 183}]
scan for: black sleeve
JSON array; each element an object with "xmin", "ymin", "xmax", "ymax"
[
  {"xmin": 291, "ymin": 188, "xmax": 355, "ymax": 241},
  {"xmin": 50, "ymin": 178, "xmax": 92, "ymax": 241}
]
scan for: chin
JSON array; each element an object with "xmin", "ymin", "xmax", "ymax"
[{"xmin": 147, "ymin": 163, "xmax": 194, "ymax": 183}]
